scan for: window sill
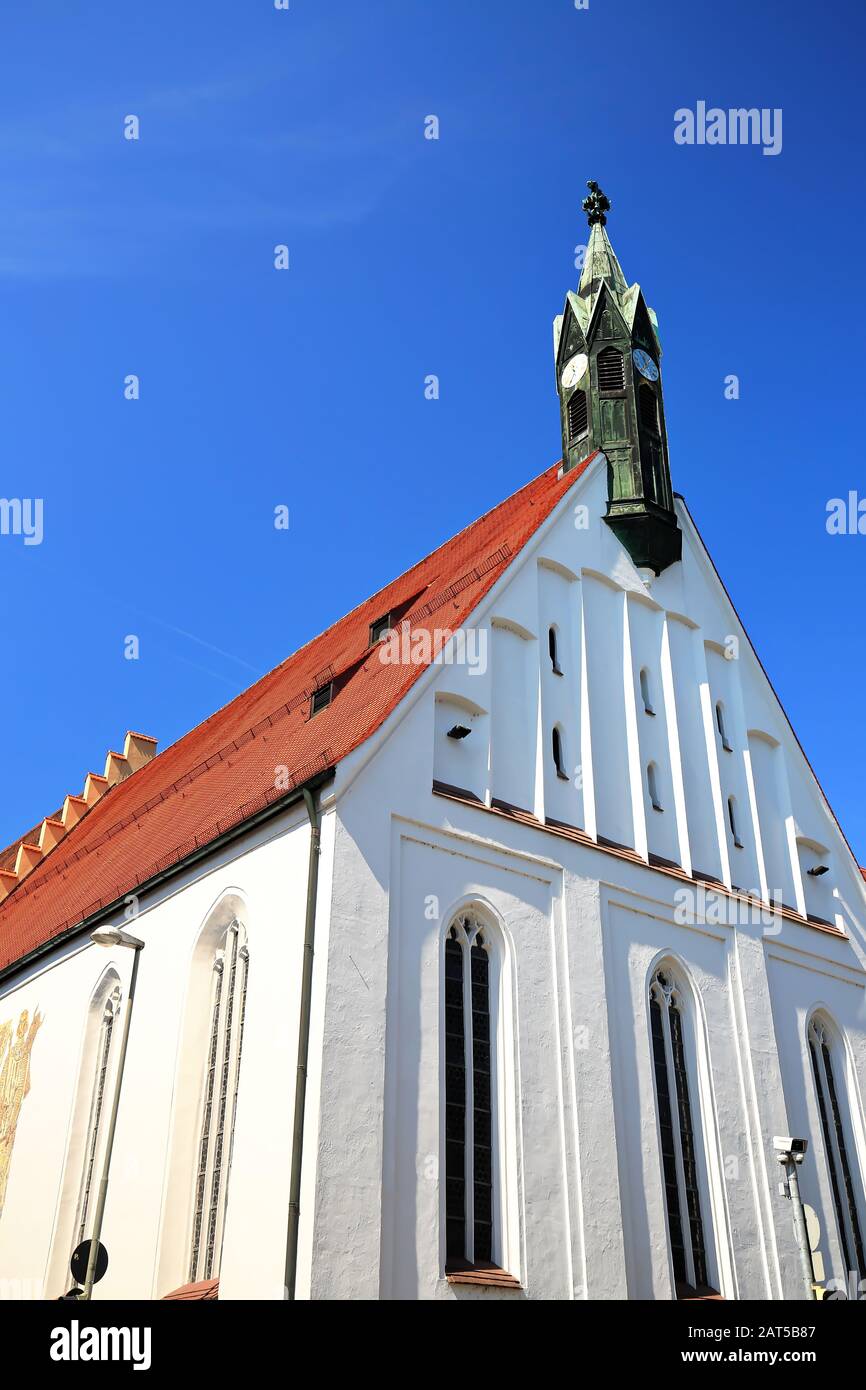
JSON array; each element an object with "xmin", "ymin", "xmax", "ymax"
[
  {"xmin": 446, "ymin": 1262, "xmax": 522, "ymax": 1291},
  {"xmin": 676, "ymin": 1281, "xmax": 723, "ymax": 1301}
]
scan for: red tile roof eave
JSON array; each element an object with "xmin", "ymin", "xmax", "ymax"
[{"xmin": 0, "ymin": 458, "xmax": 595, "ymax": 976}]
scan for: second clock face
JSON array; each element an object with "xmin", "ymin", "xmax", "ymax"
[
  {"xmin": 633, "ymin": 348, "xmax": 659, "ymax": 381},
  {"xmin": 561, "ymin": 353, "xmax": 588, "ymax": 390}
]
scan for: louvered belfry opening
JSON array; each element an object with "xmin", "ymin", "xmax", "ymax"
[
  {"xmin": 597, "ymin": 346, "xmax": 625, "ymax": 392},
  {"xmin": 567, "ymin": 389, "xmax": 588, "ymax": 442},
  {"xmin": 639, "ymin": 382, "xmax": 659, "ymax": 432}
]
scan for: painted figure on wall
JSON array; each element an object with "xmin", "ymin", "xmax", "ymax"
[{"xmin": 0, "ymin": 1008, "xmax": 44, "ymax": 1218}]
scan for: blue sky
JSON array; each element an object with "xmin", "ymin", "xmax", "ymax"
[{"xmin": 1, "ymin": 0, "xmax": 864, "ymax": 861}]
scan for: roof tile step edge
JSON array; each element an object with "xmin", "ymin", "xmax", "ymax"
[{"xmin": 0, "ymin": 730, "xmax": 158, "ymax": 903}]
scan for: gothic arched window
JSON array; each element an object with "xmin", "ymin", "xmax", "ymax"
[
  {"xmin": 567, "ymin": 389, "xmax": 588, "ymax": 442},
  {"xmin": 649, "ymin": 966, "xmax": 710, "ymax": 1294},
  {"xmin": 75, "ymin": 983, "xmax": 121, "ymax": 1249},
  {"xmin": 808, "ymin": 1016, "xmax": 866, "ymax": 1281},
  {"xmin": 597, "ymin": 347, "xmax": 625, "ymax": 392},
  {"xmin": 189, "ymin": 919, "xmax": 250, "ymax": 1284},
  {"xmin": 444, "ymin": 911, "xmax": 495, "ymax": 1268},
  {"xmin": 727, "ymin": 796, "xmax": 743, "ymax": 849}
]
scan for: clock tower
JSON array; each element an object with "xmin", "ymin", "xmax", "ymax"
[{"xmin": 554, "ymin": 182, "xmax": 681, "ymax": 574}]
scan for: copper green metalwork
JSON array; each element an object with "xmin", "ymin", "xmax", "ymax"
[{"xmin": 554, "ymin": 182, "xmax": 681, "ymax": 575}]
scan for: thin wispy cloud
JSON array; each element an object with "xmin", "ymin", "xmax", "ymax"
[{"xmin": 83, "ymin": 587, "xmax": 261, "ymax": 675}]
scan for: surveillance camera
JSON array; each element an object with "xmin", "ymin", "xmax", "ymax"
[{"xmin": 773, "ymin": 1136, "xmax": 808, "ymax": 1157}]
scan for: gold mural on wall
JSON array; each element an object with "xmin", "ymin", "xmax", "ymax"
[{"xmin": 0, "ymin": 1008, "xmax": 44, "ymax": 1218}]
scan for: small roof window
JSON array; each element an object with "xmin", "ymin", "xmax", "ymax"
[
  {"xmin": 370, "ymin": 614, "xmax": 394, "ymax": 646},
  {"xmin": 310, "ymin": 682, "xmax": 334, "ymax": 717}
]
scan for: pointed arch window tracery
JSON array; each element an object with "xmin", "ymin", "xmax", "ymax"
[
  {"xmin": 189, "ymin": 918, "xmax": 250, "ymax": 1284},
  {"xmin": 444, "ymin": 911, "xmax": 494, "ymax": 1268},
  {"xmin": 75, "ymin": 985, "xmax": 121, "ymax": 1250},
  {"xmin": 808, "ymin": 1016, "xmax": 866, "ymax": 1281},
  {"xmin": 649, "ymin": 966, "xmax": 709, "ymax": 1293}
]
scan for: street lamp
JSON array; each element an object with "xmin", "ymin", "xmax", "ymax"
[
  {"xmin": 81, "ymin": 925, "xmax": 145, "ymax": 1300},
  {"xmin": 774, "ymin": 1136, "xmax": 816, "ymax": 1301}
]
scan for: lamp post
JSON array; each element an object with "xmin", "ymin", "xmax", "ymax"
[
  {"xmin": 81, "ymin": 926, "xmax": 145, "ymax": 1301},
  {"xmin": 774, "ymin": 1137, "xmax": 817, "ymax": 1301}
]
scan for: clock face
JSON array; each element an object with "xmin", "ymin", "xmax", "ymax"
[
  {"xmin": 632, "ymin": 348, "xmax": 659, "ymax": 382},
  {"xmin": 561, "ymin": 353, "xmax": 588, "ymax": 390}
]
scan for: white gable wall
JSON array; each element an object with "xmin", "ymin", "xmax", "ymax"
[{"xmin": 310, "ymin": 453, "xmax": 866, "ymax": 1299}]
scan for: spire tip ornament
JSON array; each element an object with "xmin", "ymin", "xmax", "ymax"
[{"xmin": 582, "ymin": 180, "xmax": 611, "ymax": 227}]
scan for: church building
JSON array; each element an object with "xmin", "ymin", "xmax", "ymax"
[{"xmin": 1, "ymin": 185, "xmax": 865, "ymax": 1302}]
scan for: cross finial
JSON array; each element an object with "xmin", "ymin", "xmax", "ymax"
[{"xmin": 582, "ymin": 180, "xmax": 611, "ymax": 227}]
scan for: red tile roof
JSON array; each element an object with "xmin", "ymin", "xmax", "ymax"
[{"xmin": 0, "ymin": 459, "xmax": 592, "ymax": 975}]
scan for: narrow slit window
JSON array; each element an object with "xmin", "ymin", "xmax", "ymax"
[
  {"xmin": 647, "ymin": 762, "xmax": 663, "ymax": 812},
  {"xmin": 567, "ymin": 389, "xmax": 588, "ymax": 442},
  {"xmin": 444, "ymin": 913, "xmax": 498, "ymax": 1271},
  {"xmin": 548, "ymin": 626, "xmax": 562, "ymax": 675},
  {"xmin": 650, "ymin": 968, "xmax": 710, "ymax": 1295},
  {"xmin": 727, "ymin": 796, "xmax": 743, "ymax": 849},
  {"xmin": 597, "ymin": 347, "xmax": 625, "ymax": 392},
  {"xmin": 552, "ymin": 726, "xmax": 569, "ymax": 781},
  {"xmin": 808, "ymin": 1018, "xmax": 866, "ymax": 1282},
  {"xmin": 715, "ymin": 701, "xmax": 732, "ymax": 752},
  {"xmin": 640, "ymin": 667, "xmax": 655, "ymax": 715}
]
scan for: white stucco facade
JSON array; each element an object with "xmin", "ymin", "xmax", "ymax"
[{"xmin": 1, "ymin": 453, "xmax": 864, "ymax": 1301}]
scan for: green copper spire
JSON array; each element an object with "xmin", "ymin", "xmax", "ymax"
[
  {"xmin": 552, "ymin": 182, "xmax": 681, "ymax": 574},
  {"xmin": 578, "ymin": 183, "xmax": 628, "ymax": 308}
]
